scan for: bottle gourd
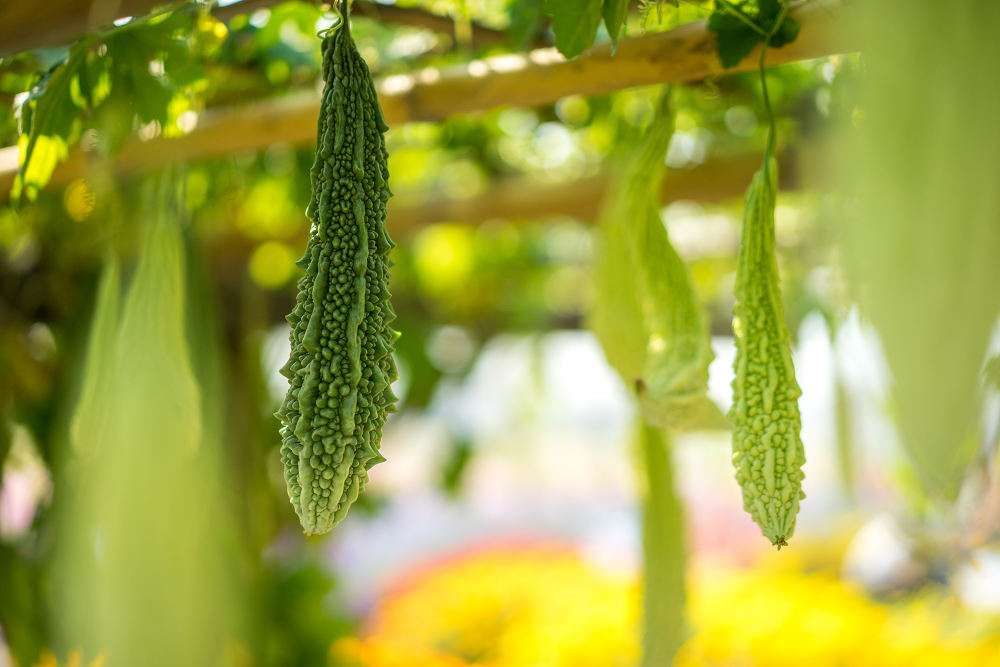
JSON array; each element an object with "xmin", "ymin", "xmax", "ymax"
[{"xmin": 278, "ymin": 2, "xmax": 397, "ymax": 535}]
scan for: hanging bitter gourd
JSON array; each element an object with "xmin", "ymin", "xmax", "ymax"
[
  {"xmin": 278, "ymin": 1, "xmax": 397, "ymax": 535},
  {"xmin": 730, "ymin": 155, "xmax": 805, "ymax": 548},
  {"xmin": 590, "ymin": 89, "xmax": 718, "ymax": 432}
]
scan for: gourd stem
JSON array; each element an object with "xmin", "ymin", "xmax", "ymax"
[{"xmin": 758, "ymin": 1, "xmax": 790, "ymax": 158}]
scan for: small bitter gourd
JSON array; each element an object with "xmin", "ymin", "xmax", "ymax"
[
  {"xmin": 730, "ymin": 156, "xmax": 805, "ymax": 547},
  {"xmin": 278, "ymin": 2, "xmax": 397, "ymax": 535}
]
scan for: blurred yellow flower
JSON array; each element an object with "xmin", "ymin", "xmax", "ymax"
[
  {"xmin": 32, "ymin": 650, "xmax": 105, "ymax": 667},
  {"xmin": 334, "ymin": 543, "xmax": 1000, "ymax": 667},
  {"xmin": 333, "ymin": 543, "xmax": 638, "ymax": 667}
]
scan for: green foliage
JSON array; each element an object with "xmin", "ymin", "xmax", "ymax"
[
  {"xmin": 13, "ymin": 6, "xmax": 212, "ymax": 200},
  {"xmin": 729, "ymin": 154, "xmax": 805, "ymax": 548},
  {"xmin": 637, "ymin": 420, "xmax": 687, "ymax": 666},
  {"xmin": 543, "ymin": 0, "xmax": 604, "ymax": 59},
  {"xmin": 440, "ymin": 434, "xmax": 474, "ymax": 497},
  {"xmin": 840, "ymin": 1, "xmax": 1000, "ymax": 501},
  {"xmin": 603, "ymin": 0, "xmax": 631, "ymax": 49},
  {"xmin": 506, "ymin": 0, "xmax": 544, "ymax": 49},
  {"xmin": 540, "ymin": 0, "xmax": 655, "ymax": 58},
  {"xmin": 590, "ymin": 89, "xmax": 718, "ymax": 431},
  {"xmin": 0, "ymin": 541, "xmax": 47, "ymax": 667},
  {"xmin": 278, "ymin": 12, "xmax": 398, "ymax": 536},
  {"xmin": 708, "ymin": 0, "xmax": 800, "ymax": 68}
]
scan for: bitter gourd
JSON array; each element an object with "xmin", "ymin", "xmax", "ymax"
[
  {"xmin": 841, "ymin": 2, "xmax": 1000, "ymax": 500},
  {"xmin": 278, "ymin": 3, "xmax": 397, "ymax": 535},
  {"xmin": 70, "ymin": 254, "xmax": 121, "ymax": 454},
  {"xmin": 637, "ymin": 420, "xmax": 686, "ymax": 666},
  {"xmin": 729, "ymin": 156, "xmax": 805, "ymax": 547},
  {"xmin": 591, "ymin": 89, "xmax": 718, "ymax": 431}
]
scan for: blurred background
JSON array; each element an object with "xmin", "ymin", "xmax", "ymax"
[{"xmin": 2, "ymin": 1, "xmax": 1000, "ymax": 665}]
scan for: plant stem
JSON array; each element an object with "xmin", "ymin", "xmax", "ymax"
[{"xmin": 758, "ymin": 1, "xmax": 790, "ymax": 156}]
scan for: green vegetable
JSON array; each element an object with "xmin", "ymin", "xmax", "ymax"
[
  {"xmin": 637, "ymin": 420, "xmax": 687, "ymax": 666},
  {"xmin": 840, "ymin": 2, "xmax": 1000, "ymax": 500},
  {"xmin": 278, "ymin": 5, "xmax": 397, "ymax": 535},
  {"xmin": 591, "ymin": 89, "xmax": 718, "ymax": 431},
  {"xmin": 729, "ymin": 155, "xmax": 805, "ymax": 548},
  {"xmin": 58, "ymin": 180, "xmax": 245, "ymax": 665}
]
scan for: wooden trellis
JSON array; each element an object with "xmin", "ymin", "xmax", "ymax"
[{"xmin": 0, "ymin": 0, "xmax": 848, "ymax": 223}]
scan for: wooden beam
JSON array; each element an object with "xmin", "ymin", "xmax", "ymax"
[
  {"xmin": 388, "ymin": 145, "xmax": 806, "ymax": 236},
  {"xmin": 0, "ymin": 0, "xmax": 847, "ymax": 193},
  {"xmin": 0, "ymin": 0, "xmax": 162, "ymax": 57},
  {"xmin": 0, "ymin": 0, "xmax": 508, "ymax": 57}
]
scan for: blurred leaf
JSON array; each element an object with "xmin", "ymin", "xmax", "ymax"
[
  {"xmin": 544, "ymin": 0, "xmax": 603, "ymax": 58},
  {"xmin": 637, "ymin": 420, "xmax": 686, "ymax": 666},
  {"xmin": 13, "ymin": 44, "xmax": 87, "ymax": 201},
  {"xmin": 708, "ymin": 0, "xmax": 800, "ymax": 68},
  {"xmin": 590, "ymin": 89, "xmax": 717, "ymax": 431},
  {"xmin": 14, "ymin": 6, "xmax": 207, "ymax": 200},
  {"xmin": 0, "ymin": 543, "xmax": 47, "ymax": 666},
  {"xmin": 263, "ymin": 557, "xmax": 354, "ymax": 667},
  {"xmin": 439, "ymin": 435, "xmax": 474, "ymax": 497},
  {"xmin": 603, "ymin": 0, "xmax": 630, "ymax": 50},
  {"xmin": 507, "ymin": 0, "xmax": 544, "ymax": 49}
]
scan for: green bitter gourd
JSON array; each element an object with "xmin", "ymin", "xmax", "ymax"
[
  {"xmin": 637, "ymin": 420, "xmax": 687, "ymax": 666},
  {"xmin": 591, "ymin": 89, "xmax": 718, "ymax": 431},
  {"xmin": 70, "ymin": 254, "xmax": 121, "ymax": 454},
  {"xmin": 730, "ymin": 156, "xmax": 805, "ymax": 547},
  {"xmin": 278, "ymin": 3, "xmax": 397, "ymax": 535}
]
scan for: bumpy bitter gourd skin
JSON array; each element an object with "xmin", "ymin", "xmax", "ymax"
[
  {"xmin": 730, "ymin": 157, "xmax": 805, "ymax": 547},
  {"xmin": 278, "ymin": 13, "xmax": 397, "ymax": 535}
]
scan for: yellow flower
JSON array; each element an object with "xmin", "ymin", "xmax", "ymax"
[{"xmin": 334, "ymin": 543, "xmax": 1000, "ymax": 667}]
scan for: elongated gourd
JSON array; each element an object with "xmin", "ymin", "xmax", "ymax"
[
  {"xmin": 841, "ymin": 2, "xmax": 1000, "ymax": 500},
  {"xmin": 278, "ymin": 5, "xmax": 397, "ymax": 535},
  {"xmin": 730, "ymin": 156, "xmax": 805, "ymax": 547},
  {"xmin": 590, "ymin": 89, "xmax": 718, "ymax": 431},
  {"xmin": 637, "ymin": 420, "xmax": 686, "ymax": 666},
  {"xmin": 70, "ymin": 254, "xmax": 121, "ymax": 454}
]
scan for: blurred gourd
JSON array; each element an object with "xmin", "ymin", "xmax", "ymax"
[
  {"xmin": 637, "ymin": 420, "xmax": 687, "ymax": 666},
  {"xmin": 69, "ymin": 255, "xmax": 120, "ymax": 455},
  {"xmin": 590, "ymin": 88, "xmax": 719, "ymax": 432},
  {"xmin": 840, "ymin": 1, "xmax": 1000, "ymax": 500}
]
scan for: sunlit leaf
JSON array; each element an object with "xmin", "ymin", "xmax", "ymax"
[{"xmin": 544, "ymin": 0, "xmax": 604, "ymax": 58}]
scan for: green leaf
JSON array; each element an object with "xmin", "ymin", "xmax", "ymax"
[
  {"xmin": 14, "ymin": 43, "xmax": 88, "ymax": 201},
  {"xmin": 507, "ymin": 0, "xmax": 544, "ymax": 49},
  {"xmin": 707, "ymin": 8, "xmax": 761, "ymax": 68},
  {"xmin": 603, "ymin": 0, "xmax": 630, "ymax": 50},
  {"xmin": 12, "ymin": 4, "xmax": 205, "ymax": 199},
  {"xmin": 544, "ymin": 0, "xmax": 604, "ymax": 59},
  {"xmin": 707, "ymin": 0, "xmax": 800, "ymax": 69}
]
